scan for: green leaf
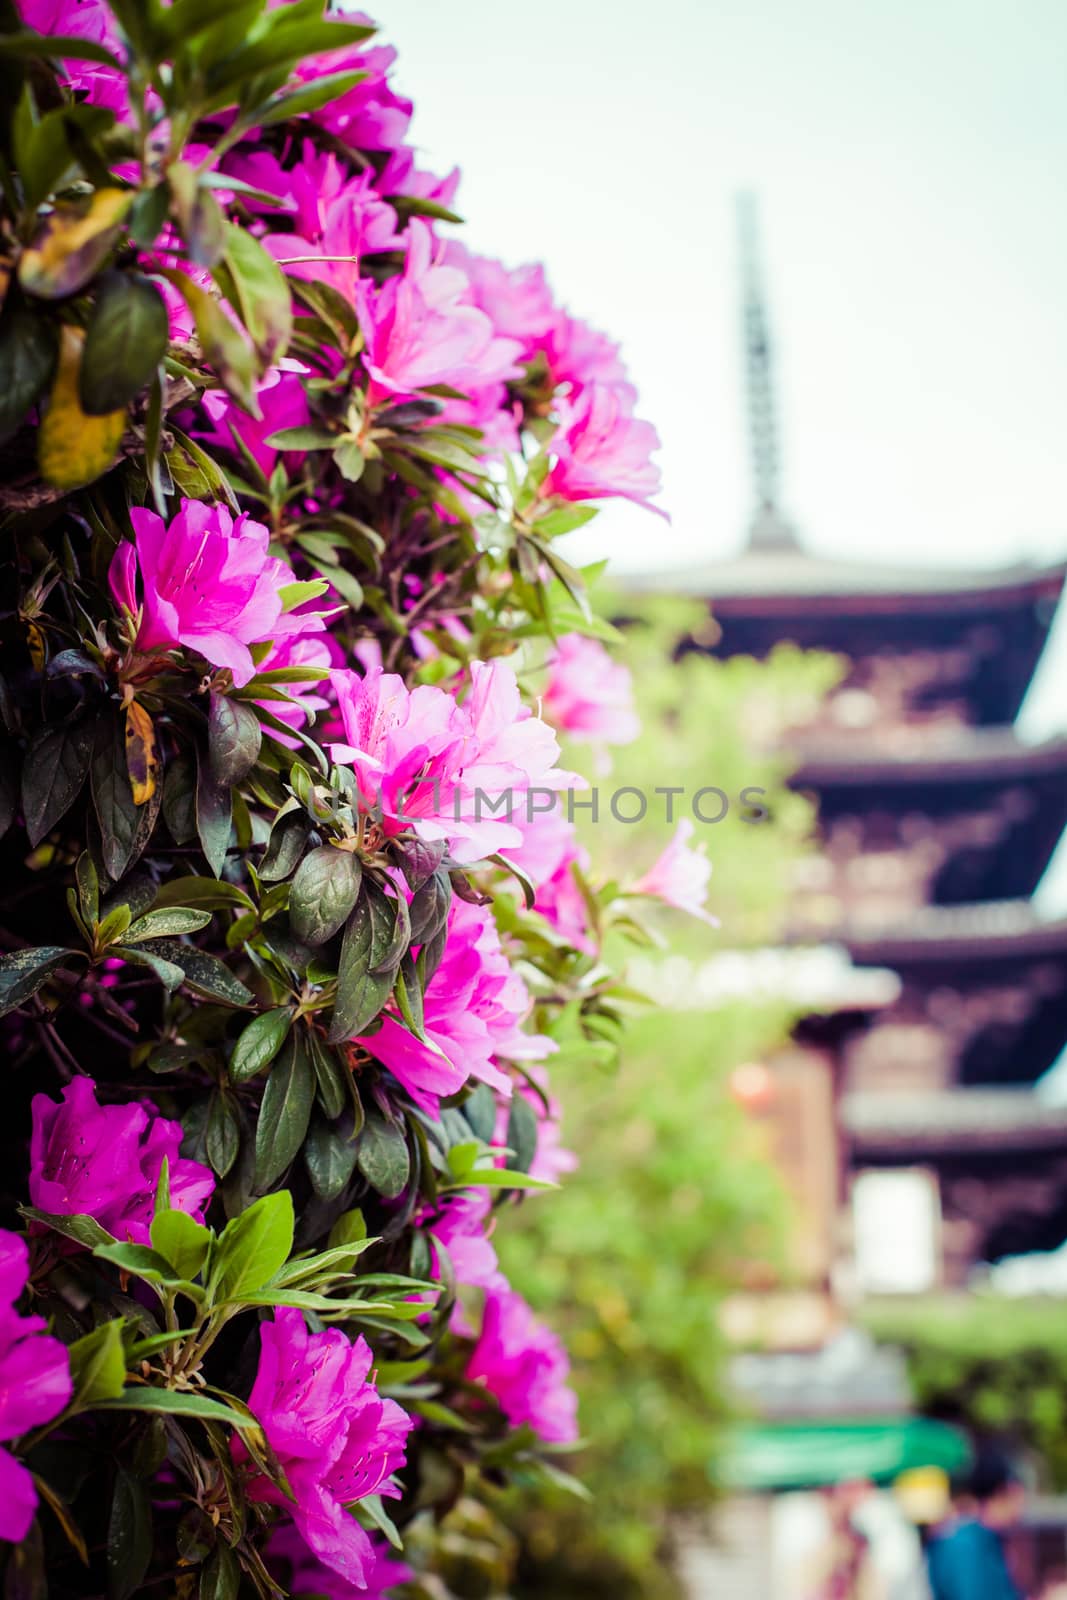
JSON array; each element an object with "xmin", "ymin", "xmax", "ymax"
[
  {"xmin": 167, "ymin": 159, "xmax": 226, "ymax": 269},
  {"xmin": 328, "ymin": 882, "xmax": 398, "ymax": 1043},
  {"xmin": 75, "ymin": 852, "xmax": 99, "ymax": 924},
  {"xmin": 208, "ymin": 693, "xmax": 261, "ymax": 787},
  {"xmin": 506, "ymin": 1094, "xmax": 538, "ymax": 1174},
  {"xmin": 153, "ymin": 876, "xmax": 254, "ymax": 912},
  {"xmin": 254, "ymin": 1032, "xmax": 314, "ymax": 1189},
  {"xmin": 206, "ymin": 1091, "xmax": 240, "ymax": 1178},
  {"xmin": 159, "ymin": 267, "xmax": 258, "ymax": 415},
  {"xmin": 304, "ymin": 1112, "xmax": 358, "ymax": 1202},
  {"xmin": 94, "ymin": 1241, "xmax": 180, "ymax": 1285},
  {"xmin": 308, "ymin": 1030, "xmax": 349, "ymax": 1121},
  {"xmin": 107, "ymin": 1466, "xmax": 152, "ymax": 1600},
  {"xmin": 196, "ymin": 750, "xmax": 233, "ymax": 878},
  {"xmin": 289, "ymin": 844, "xmax": 362, "ymax": 947},
  {"xmin": 0, "ymin": 298, "xmax": 58, "ymax": 444},
  {"xmin": 230, "ymin": 1007, "xmax": 291, "ymax": 1083},
  {"xmin": 138, "ymin": 939, "xmax": 252, "ymax": 1007},
  {"xmin": 19, "ymin": 1206, "xmax": 115, "ymax": 1249},
  {"xmin": 80, "ymin": 272, "xmax": 168, "ymax": 415},
  {"xmin": 259, "ymin": 808, "xmax": 309, "ymax": 881},
  {"xmin": 99, "ymin": 1390, "xmax": 260, "ymax": 1426},
  {"xmin": 22, "ymin": 717, "xmax": 95, "ymax": 847},
  {"xmin": 356, "ymin": 1113, "xmax": 410, "ymax": 1200},
  {"xmin": 68, "ymin": 1319, "xmax": 127, "ymax": 1406},
  {"xmin": 150, "ymin": 1211, "xmax": 211, "ymax": 1281},
  {"xmin": 92, "ymin": 713, "xmax": 150, "ymax": 881},
  {"xmin": 217, "ymin": 222, "xmax": 292, "ymax": 367},
  {"xmin": 112, "ymin": 944, "xmax": 185, "ymax": 992},
  {"xmin": 462, "ymin": 1083, "xmax": 498, "ymax": 1144},
  {"xmin": 328, "ymin": 1208, "xmax": 367, "ymax": 1250},
  {"xmin": 0, "ymin": 945, "xmax": 72, "ymax": 1017},
  {"xmin": 0, "ymin": 31, "xmax": 122, "ymax": 65},
  {"xmin": 199, "ymin": 1543, "xmax": 240, "ymax": 1600},
  {"xmin": 354, "ymin": 1493, "xmax": 403, "ymax": 1551},
  {"xmin": 209, "ymin": 1189, "xmax": 294, "ymax": 1302},
  {"xmin": 165, "ymin": 425, "xmax": 239, "ymax": 509},
  {"xmin": 123, "ymin": 908, "xmax": 212, "ymax": 942},
  {"xmin": 20, "ymin": 188, "xmax": 132, "ymax": 301},
  {"xmin": 264, "ymin": 425, "xmax": 337, "ymax": 450}
]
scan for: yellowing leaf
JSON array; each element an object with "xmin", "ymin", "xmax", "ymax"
[
  {"xmin": 38, "ymin": 325, "xmax": 125, "ymax": 490},
  {"xmin": 19, "ymin": 188, "xmax": 133, "ymax": 301},
  {"xmin": 125, "ymin": 700, "xmax": 158, "ymax": 806}
]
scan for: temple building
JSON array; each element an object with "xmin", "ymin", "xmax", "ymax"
[{"xmin": 637, "ymin": 198, "xmax": 1067, "ymax": 1296}]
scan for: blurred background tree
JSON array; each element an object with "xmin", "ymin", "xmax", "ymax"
[{"xmin": 483, "ymin": 595, "xmax": 838, "ymax": 1597}]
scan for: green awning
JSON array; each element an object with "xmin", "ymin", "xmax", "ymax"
[{"xmin": 724, "ymin": 1418, "xmax": 972, "ymax": 1492}]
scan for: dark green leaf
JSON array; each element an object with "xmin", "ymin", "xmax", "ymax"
[
  {"xmin": 209, "ymin": 1189, "xmax": 294, "ymax": 1302},
  {"xmin": 196, "ymin": 750, "xmax": 232, "ymax": 878},
  {"xmin": 230, "ymin": 1007, "xmax": 291, "ymax": 1083},
  {"xmin": 408, "ymin": 867, "xmax": 451, "ymax": 946},
  {"xmin": 0, "ymin": 946, "xmax": 72, "ymax": 1018},
  {"xmin": 168, "ymin": 160, "xmax": 226, "ymax": 269},
  {"xmin": 92, "ymin": 713, "xmax": 146, "ymax": 881},
  {"xmin": 205, "ymin": 1092, "xmax": 240, "ymax": 1178},
  {"xmin": 208, "ymin": 692, "xmax": 261, "ymax": 787},
  {"xmin": 308, "ymin": 1030, "xmax": 349, "ymax": 1120},
  {"xmin": 328, "ymin": 882, "xmax": 397, "ymax": 1042},
  {"xmin": 254, "ymin": 1032, "xmax": 314, "ymax": 1189},
  {"xmin": 289, "ymin": 844, "xmax": 362, "ymax": 946},
  {"xmin": 199, "ymin": 1544, "xmax": 239, "ymax": 1600},
  {"xmin": 506, "ymin": 1094, "xmax": 538, "ymax": 1174},
  {"xmin": 80, "ymin": 272, "xmax": 168, "ymax": 415},
  {"xmin": 356, "ymin": 1113, "xmax": 410, "ymax": 1200},
  {"xmin": 159, "ymin": 268, "xmax": 258, "ymax": 415},
  {"xmin": 304, "ymin": 1111, "xmax": 358, "ymax": 1201},
  {"xmin": 259, "ymin": 807, "xmax": 309, "ymax": 881},
  {"xmin": 22, "ymin": 717, "xmax": 94, "ymax": 847},
  {"xmin": 0, "ymin": 298, "xmax": 58, "ymax": 444},
  {"xmin": 107, "ymin": 1467, "xmax": 152, "ymax": 1600},
  {"xmin": 139, "ymin": 939, "xmax": 252, "ymax": 1006},
  {"xmin": 162, "ymin": 754, "xmax": 198, "ymax": 845},
  {"xmin": 99, "ymin": 1390, "xmax": 259, "ymax": 1426},
  {"xmin": 112, "ymin": 943, "xmax": 185, "ymax": 992},
  {"xmin": 123, "ymin": 908, "xmax": 212, "ymax": 942}
]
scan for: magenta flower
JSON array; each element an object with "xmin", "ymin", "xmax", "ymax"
[
  {"xmin": 493, "ymin": 1067, "xmax": 577, "ymax": 1187},
  {"xmin": 423, "ymin": 1190, "xmax": 503, "ymax": 1296},
  {"xmin": 257, "ymin": 147, "xmax": 403, "ymax": 304},
  {"xmin": 376, "ymin": 147, "xmax": 460, "ymax": 210},
  {"xmin": 357, "ymin": 899, "xmax": 554, "ymax": 1111},
  {"xmin": 237, "ymin": 1309, "xmax": 412, "ymax": 1590},
  {"xmin": 500, "ymin": 808, "xmax": 597, "ymax": 955},
  {"xmin": 467, "ymin": 1285, "xmax": 578, "ymax": 1445},
  {"xmin": 542, "ymin": 634, "xmax": 640, "ymax": 753},
  {"xmin": 199, "ymin": 360, "xmax": 311, "ymax": 478},
  {"xmin": 18, "ymin": 0, "xmax": 132, "ymax": 122},
  {"xmin": 630, "ymin": 819, "xmax": 719, "ymax": 925},
  {"xmin": 327, "ymin": 657, "xmax": 572, "ymax": 864},
  {"xmin": 443, "ymin": 243, "xmax": 558, "ymax": 357},
  {"xmin": 0, "ymin": 1231, "xmax": 72, "ymax": 1543},
  {"xmin": 29, "ymin": 1077, "xmax": 215, "ymax": 1245},
  {"xmin": 294, "ymin": 17, "xmax": 413, "ymax": 154},
  {"xmin": 268, "ymin": 1521, "xmax": 412, "ymax": 1600},
  {"xmin": 544, "ymin": 383, "xmax": 666, "ymax": 518},
  {"xmin": 539, "ymin": 310, "xmax": 631, "ymax": 396},
  {"xmin": 109, "ymin": 500, "xmax": 317, "ymax": 687},
  {"xmin": 355, "ymin": 221, "xmax": 523, "ymax": 406}
]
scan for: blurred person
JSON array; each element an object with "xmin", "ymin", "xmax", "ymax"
[
  {"xmin": 801, "ymin": 1480, "xmax": 887, "ymax": 1600},
  {"xmin": 925, "ymin": 1448, "xmax": 1026, "ymax": 1600}
]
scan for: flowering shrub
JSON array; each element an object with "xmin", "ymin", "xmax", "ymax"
[{"xmin": 0, "ymin": 4, "xmax": 701, "ymax": 1595}]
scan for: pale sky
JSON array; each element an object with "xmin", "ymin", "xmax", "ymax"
[{"xmin": 379, "ymin": 0, "xmax": 1067, "ymax": 743}]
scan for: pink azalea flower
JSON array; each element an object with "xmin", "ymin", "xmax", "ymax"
[
  {"xmin": 538, "ymin": 310, "xmax": 632, "ymax": 396},
  {"xmin": 499, "ymin": 808, "xmax": 597, "ymax": 955},
  {"xmin": 18, "ymin": 0, "xmax": 132, "ymax": 122},
  {"xmin": 542, "ymin": 634, "xmax": 640, "ymax": 752},
  {"xmin": 630, "ymin": 818, "xmax": 719, "ymax": 925},
  {"xmin": 109, "ymin": 500, "xmax": 320, "ymax": 688},
  {"xmin": 327, "ymin": 658, "xmax": 572, "ymax": 864},
  {"xmin": 268, "ymin": 1522, "xmax": 412, "ymax": 1600},
  {"xmin": 467, "ymin": 1284, "xmax": 578, "ymax": 1445},
  {"xmin": 544, "ymin": 383, "xmax": 666, "ymax": 518},
  {"xmin": 0, "ymin": 1231, "xmax": 72, "ymax": 1543},
  {"xmin": 199, "ymin": 360, "xmax": 311, "ymax": 478},
  {"xmin": 357, "ymin": 899, "xmax": 554, "ymax": 1112},
  {"xmin": 443, "ymin": 243, "xmax": 558, "ymax": 357},
  {"xmin": 29, "ymin": 1077, "xmax": 214, "ymax": 1245},
  {"xmin": 376, "ymin": 148, "xmax": 460, "ymax": 210},
  {"xmin": 292, "ymin": 16, "xmax": 413, "ymax": 154},
  {"xmin": 257, "ymin": 147, "xmax": 403, "ymax": 304},
  {"xmin": 255, "ymin": 630, "xmax": 336, "ymax": 746},
  {"xmin": 423, "ymin": 1189, "xmax": 503, "ymax": 1295},
  {"xmin": 237, "ymin": 1309, "xmax": 412, "ymax": 1591},
  {"xmin": 355, "ymin": 220, "xmax": 523, "ymax": 406}
]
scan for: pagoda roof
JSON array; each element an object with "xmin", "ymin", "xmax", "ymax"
[
  {"xmin": 627, "ymin": 549, "xmax": 1067, "ymax": 616},
  {"xmin": 795, "ymin": 729, "xmax": 1067, "ymax": 788},
  {"xmin": 843, "ymin": 1088, "xmax": 1067, "ymax": 1157},
  {"xmin": 842, "ymin": 901, "xmax": 1067, "ymax": 966}
]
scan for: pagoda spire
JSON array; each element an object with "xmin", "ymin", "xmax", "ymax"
[{"xmin": 736, "ymin": 193, "xmax": 800, "ymax": 552}]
